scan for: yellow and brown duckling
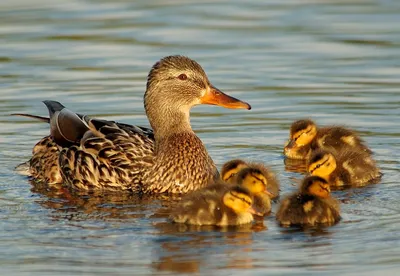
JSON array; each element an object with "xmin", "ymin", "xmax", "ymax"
[
  {"xmin": 14, "ymin": 56, "xmax": 251, "ymax": 194},
  {"xmin": 276, "ymin": 176, "xmax": 340, "ymax": 227},
  {"xmin": 221, "ymin": 159, "xmax": 249, "ymax": 184},
  {"xmin": 235, "ymin": 167, "xmax": 275, "ymax": 216},
  {"xmin": 307, "ymin": 149, "xmax": 382, "ymax": 187},
  {"xmin": 284, "ymin": 119, "xmax": 372, "ymax": 160},
  {"xmin": 170, "ymin": 185, "xmax": 256, "ymax": 226},
  {"xmin": 220, "ymin": 159, "xmax": 280, "ymax": 199}
]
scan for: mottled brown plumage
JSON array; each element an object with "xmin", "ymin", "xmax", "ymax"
[
  {"xmin": 307, "ymin": 149, "xmax": 382, "ymax": 188},
  {"xmin": 276, "ymin": 176, "xmax": 341, "ymax": 227},
  {"xmin": 16, "ymin": 55, "xmax": 251, "ymax": 194},
  {"xmin": 284, "ymin": 119, "xmax": 372, "ymax": 160},
  {"xmin": 170, "ymin": 186, "xmax": 255, "ymax": 226}
]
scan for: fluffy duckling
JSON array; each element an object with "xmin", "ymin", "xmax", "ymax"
[
  {"xmin": 284, "ymin": 119, "xmax": 372, "ymax": 160},
  {"xmin": 220, "ymin": 159, "xmax": 249, "ymax": 184},
  {"xmin": 220, "ymin": 159, "xmax": 280, "ymax": 199},
  {"xmin": 236, "ymin": 167, "xmax": 275, "ymax": 215},
  {"xmin": 307, "ymin": 149, "xmax": 381, "ymax": 187},
  {"xmin": 276, "ymin": 176, "xmax": 340, "ymax": 227},
  {"xmin": 170, "ymin": 186, "xmax": 255, "ymax": 226}
]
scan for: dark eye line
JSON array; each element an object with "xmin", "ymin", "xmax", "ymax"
[
  {"xmin": 310, "ymin": 157, "xmax": 329, "ymax": 173},
  {"xmin": 250, "ymin": 174, "xmax": 266, "ymax": 186},
  {"xmin": 319, "ymin": 184, "xmax": 329, "ymax": 192}
]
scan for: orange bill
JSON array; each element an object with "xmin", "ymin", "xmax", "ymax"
[
  {"xmin": 263, "ymin": 189, "xmax": 275, "ymax": 198},
  {"xmin": 248, "ymin": 206, "xmax": 263, "ymax": 216},
  {"xmin": 200, "ymin": 85, "xmax": 251, "ymax": 110},
  {"xmin": 284, "ymin": 139, "xmax": 296, "ymax": 151}
]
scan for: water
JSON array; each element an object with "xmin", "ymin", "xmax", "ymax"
[{"xmin": 1, "ymin": 0, "xmax": 400, "ymax": 275}]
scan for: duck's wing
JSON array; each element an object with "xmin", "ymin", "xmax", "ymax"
[{"xmin": 18, "ymin": 100, "xmax": 155, "ymax": 192}]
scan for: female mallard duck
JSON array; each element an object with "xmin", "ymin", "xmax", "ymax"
[
  {"xmin": 170, "ymin": 185, "xmax": 255, "ymax": 226},
  {"xmin": 283, "ymin": 119, "xmax": 372, "ymax": 160},
  {"xmin": 220, "ymin": 159, "xmax": 280, "ymax": 199},
  {"xmin": 15, "ymin": 55, "xmax": 251, "ymax": 194},
  {"xmin": 276, "ymin": 176, "xmax": 340, "ymax": 227},
  {"xmin": 307, "ymin": 149, "xmax": 382, "ymax": 187}
]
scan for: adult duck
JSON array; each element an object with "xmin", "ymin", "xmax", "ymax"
[{"xmin": 16, "ymin": 55, "xmax": 251, "ymax": 194}]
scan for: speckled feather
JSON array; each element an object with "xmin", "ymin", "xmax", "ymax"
[
  {"xmin": 309, "ymin": 150, "xmax": 382, "ymax": 187},
  {"xmin": 276, "ymin": 193, "xmax": 341, "ymax": 226},
  {"xmin": 170, "ymin": 186, "xmax": 253, "ymax": 226}
]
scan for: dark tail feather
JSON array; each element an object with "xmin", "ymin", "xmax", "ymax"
[
  {"xmin": 11, "ymin": 113, "xmax": 50, "ymax": 123},
  {"xmin": 43, "ymin": 100, "xmax": 66, "ymax": 117}
]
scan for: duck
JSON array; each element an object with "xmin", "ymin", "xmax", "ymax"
[
  {"xmin": 220, "ymin": 159, "xmax": 249, "ymax": 184},
  {"xmin": 276, "ymin": 175, "xmax": 341, "ymax": 227},
  {"xmin": 170, "ymin": 185, "xmax": 255, "ymax": 226},
  {"xmin": 283, "ymin": 119, "xmax": 372, "ymax": 160},
  {"xmin": 220, "ymin": 159, "xmax": 280, "ymax": 199},
  {"xmin": 235, "ymin": 167, "xmax": 275, "ymax": 215},
  {"xmin": 14, "ymin": 55, "xmax": 251, "ymax": 194},
  {"xmin": 307, "ymin": 149, "xmax": 382, "ymax": 187}
]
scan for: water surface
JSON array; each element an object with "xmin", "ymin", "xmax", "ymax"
[{"xmin": 1, "ymin": 0, "xmax": 400, "ymax": 275}]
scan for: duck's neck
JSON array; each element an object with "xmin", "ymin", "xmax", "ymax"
[{"xmin": 145, "ymin": 99, "xmax": 193, "ymax": 142}]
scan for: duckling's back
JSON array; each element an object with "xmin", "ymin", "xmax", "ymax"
[
  {"xmin": 334, "ymin": 150, "xmax": 381, "ymax": 187},
  {"xmin": 276, "ymin": 194, "xmax": 340, "ymax": 226},
  {"xmin": 315, "ymin": 126, "xmax": 372, "ymax": 156}
]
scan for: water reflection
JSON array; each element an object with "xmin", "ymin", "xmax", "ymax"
[
  {"xmin": 30, "ymin": 180, "xmax": 154, "ymax": 221},
  {"xmin": 283, "ymin": 157, "xmax": 307, "ymax": 173},
  {"xmin": 152, "ymin": 219, "xmax": 266, "ymax": 273}
]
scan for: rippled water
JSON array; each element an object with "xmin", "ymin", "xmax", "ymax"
[{"xmin": 1, "ymin": 0, "xmax": 400, "ymax": 275}]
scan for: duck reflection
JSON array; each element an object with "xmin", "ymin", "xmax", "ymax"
[
  {"xmin": 284, "ymin": 157, "xmax": 307, "ymax": 173},
  {"xmin": 29, "ymin": 180, "xmax": 168, "ymax": 221},
  {"xmin": 150, "ymin": 215, "xmax": 266, "ymax": 273}
]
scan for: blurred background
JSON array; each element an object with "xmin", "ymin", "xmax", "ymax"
[{"xmin": 1, "ymin": 0, "xmax": 400, "ymax": 275}]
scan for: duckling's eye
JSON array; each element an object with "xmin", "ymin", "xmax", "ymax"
[
  {"xmin": 177, "ymin": 73, "xmax": 187, "ymax": 80},
  {"xmin": 316, "ymin": 164, "xmax": 321, "ymax": 169}
]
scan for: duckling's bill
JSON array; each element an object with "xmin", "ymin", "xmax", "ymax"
[{"xmin": 200, "ymin": 86, "xmax": 251, "ymax": 110}]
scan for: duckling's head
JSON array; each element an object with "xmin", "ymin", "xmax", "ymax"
[
  {"xmin": 301, "ymin": 176, "xmax": 331, "ymax": 198},
  {"xmin": 223, "ymin": 186, "xmax": 255, "ymax": 214},
  {"xmin": 307, "ymin": 150, "xmax": 337, "ymax": 179},
  {"xmin": 221, "ymin": 159, "xmax": 248, "ymax": 183},
  {"xmin": 237, "ymin": 167, "xmax": 274, "ymax": 197},
  {"xmin": 284, "ymin": 119, "xmax": 317, "ymax": 156},
  {"xmin": 145, "ymin": 56, "xmax": 251, "ymax": 135}
]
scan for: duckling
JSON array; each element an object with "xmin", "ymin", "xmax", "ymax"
[
  {"xmin": 307, "ymin": 149, "xmax": 382, "ymax": 187},
  {"xmin": 236, "ymin": 167, "xmax": 275, "ymax": 215},
  {"xmin": 284, "ymin": 119, "xmax": 372, "ymax": 160},
  {"xmin": 170, "ymin": 186, "xmax": 255, "ymax": 226},
  {"xmin": 220, "ymin": 159, "xmax": 249, "ymax": 184},
  {"xmin": 220, "ymin": 160, "xmax": 280, "ymax": 199},
  {"xmin": 276, "ymin": 176, "xmax": 340, "ymax": 227}
]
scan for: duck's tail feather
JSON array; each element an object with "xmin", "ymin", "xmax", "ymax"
[
  {"xmin": 15, "ymin": 161, "xmax": 31, "ymax": 176},
  {"xmin": 11, "ymin": 113, "xmax": 50, "ymax": 123}
]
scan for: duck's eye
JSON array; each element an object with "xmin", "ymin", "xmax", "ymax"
[
  {"xmin": 316, "ymin": 164, "xmax": 321, "ymax": 169},
  {"xmin": 177, "ymin": 73, "xmax": 187, "ymax": 80}
]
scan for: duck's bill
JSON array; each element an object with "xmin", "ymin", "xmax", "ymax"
[
  {"xmin": 200, "ymin": 86, "xmax": 251, "ymax": 110},
  {"xmin": 263, "ymin": 189, "xmax": 275, "ymax": 198},
  {"xmin": 284, "ymin": 140, "xmax": 296, "ymax": 151},
  {"xmin": 248, "ymin": 206, "xmax": 263, "ymax": 216}
]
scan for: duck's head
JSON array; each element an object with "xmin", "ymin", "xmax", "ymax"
[
  {"xmin": 284, "ymin": 119, "xmax": 317, "ymax": 158},
  {"xmin": 301, "ymin": 175, "xmax": 331, "ymax": 198},
  {"xmin": 223, "ymin": 186, "xmax": 255, "ymax": 214},
  {"xmin": 307, "ymin": 150, "xmax": 337, "ymax": 179},
  {"xmin": 237, "ymin": 167, "xmax": 274, "ymax": 197},
  {"xmin": 221, "ymin": 159, "xmax": 248, "ymax": 183},
  {"xmin": 145, "ymin": 56, "xmax": 251, "ymax": 135}
]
